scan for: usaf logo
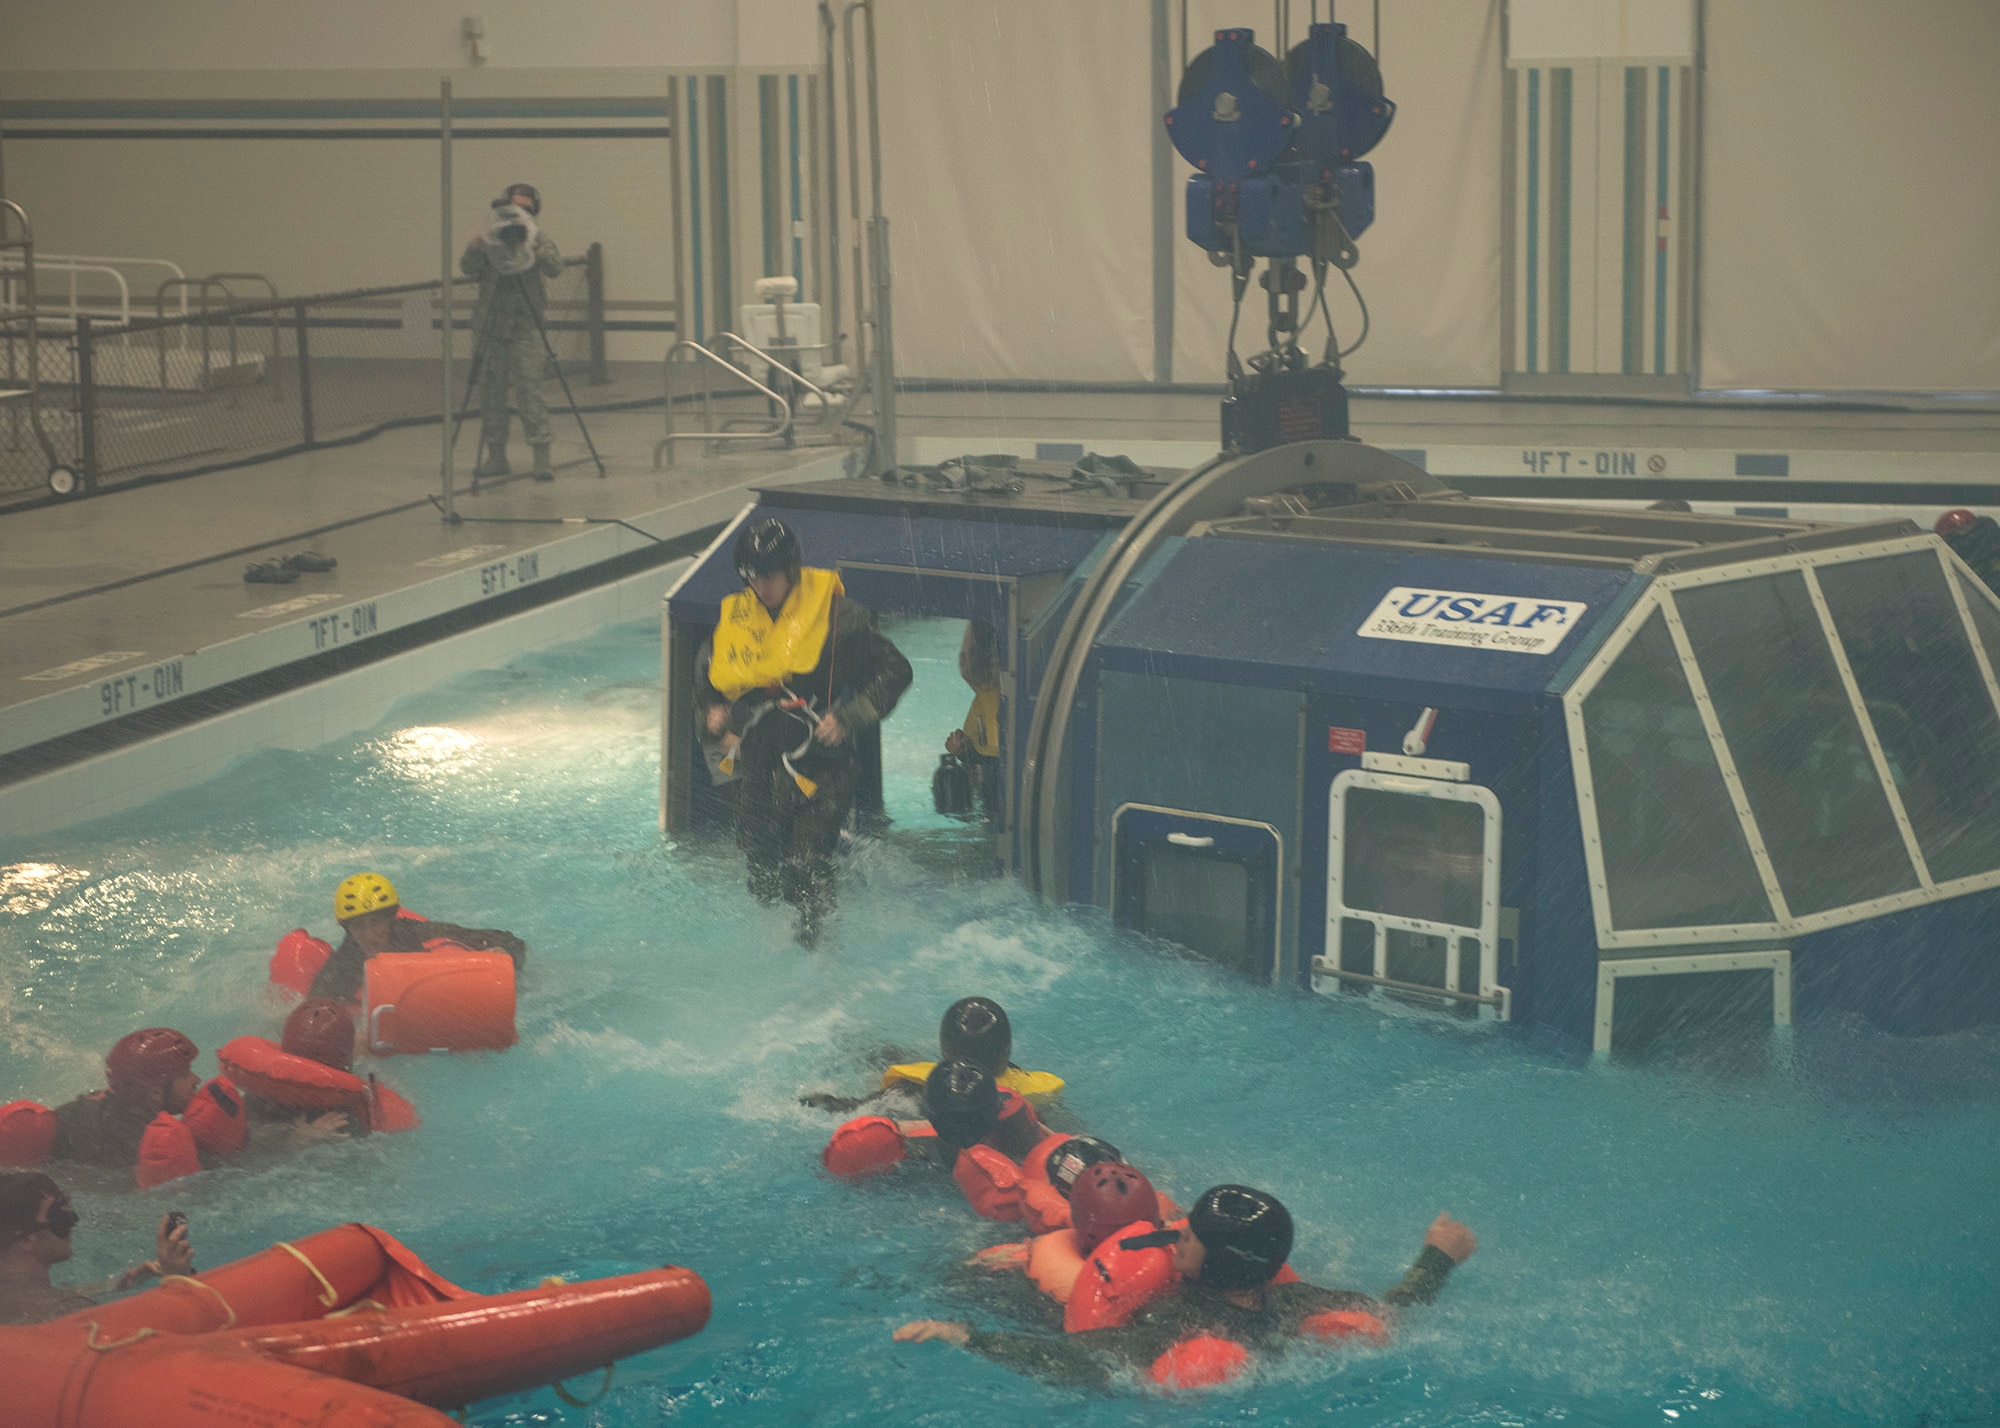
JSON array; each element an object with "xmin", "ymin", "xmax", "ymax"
[{"xmin": 1357, "ymin": 587, "xmax": 1587, "ymax": 655}]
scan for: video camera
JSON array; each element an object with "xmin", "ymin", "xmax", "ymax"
[{"xmin": 489, "ymin": 200, "xmax": 533, "ymax": 246}]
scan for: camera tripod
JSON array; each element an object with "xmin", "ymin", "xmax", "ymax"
[{"xmin": 447, "ymin": 268, "xmax": 606, "ymax": 485}]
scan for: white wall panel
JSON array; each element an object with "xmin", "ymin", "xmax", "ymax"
[
  {"xmin": 868, "ymin": 0, "xmax": 1155, "ymax": 383},
  {"xmin": 1701, "ymin": 0, "xmax": 2000, "ymax": 392}
]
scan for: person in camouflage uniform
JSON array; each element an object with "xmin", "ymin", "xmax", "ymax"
[{"xmin": 460, "ymin": 182, "xmax": 564, "ymax": 480}]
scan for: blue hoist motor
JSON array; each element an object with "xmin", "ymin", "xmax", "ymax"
[{"xmin": 1165, "ymin": 22, "xmax": 1394, "ymax": 453}]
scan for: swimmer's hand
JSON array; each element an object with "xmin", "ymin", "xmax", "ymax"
[
  {"xmin": 894, "ymin": 1319, "xmax": 970, "ymax": 1346},
  {"xmin": 703, "ymin": 704, "xmax": 730, "ymax": 736},
  {"xmin": 1423, "ymin": 1213, "xmax": 1477, "ymax": 1263},
  {"xmin": 292, "ymin": 1111, "xmax": 350, "ymax": 1145},
  {"xmin": 156, "ymin": 1213, "xmax": 194, "ymax": 1277},
  {"xmin": 814, "ymin": 711, "xmax": 847, "ymax": 746},
  {"xmin": 968, "ymin": 1242, "xmax": 1031, "ymax": 1272}
]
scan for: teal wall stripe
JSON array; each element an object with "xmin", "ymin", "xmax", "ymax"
[
  {"xmin": 1549, "ymin": 67, "xmax": 1572, "ymax": 375},
  {"xmin": 687, "ymin": 83, "xmax": 705, "ymax": 341},
  {"xmin": 1621, "ymin": 66, "xmax": 1645, "ymax": 375},
  {"xmin": 1655, "ymin": 65, "xmax": 1671, "ymax": 375},
  {"xmin": 758, "ymin": 75, "xmax": 783, "ymax": 277},
  {"xmin": 787, "ymin": 74, "xmax": 805, "ymax": 292},
  {"xmin": 707, "ymin": 75, "xmax": 733, "ymax": 336},
  {"xmin": 1525, "ymin": 68, "xmax": 1540, "ymax": 373}
]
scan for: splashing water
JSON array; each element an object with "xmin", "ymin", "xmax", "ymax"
[{"xmin": 2, "ymin": 616, "xmax": 1996, "ymax": 1427}]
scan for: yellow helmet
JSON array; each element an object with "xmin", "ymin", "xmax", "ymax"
[{"xmin": 333, "ymin": 872, "xmax": 400, "ymax": 922}]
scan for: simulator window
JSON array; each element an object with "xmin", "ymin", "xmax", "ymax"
[
  {"xmin": 1819, "ymin": 553, "xmax": 2000, "ymax": 884},
  {"xmin": 1579, "ymin": 610, "xmax": 1772, "ymax": 930},
  {"xmin": 1677, "ymin": 572, "xmax": 1918, "ymax": 915}
]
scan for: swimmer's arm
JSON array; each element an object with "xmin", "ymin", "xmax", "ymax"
[
  {"xmin": 1379, "ymin": 1244, "xmax": 1456, "ymax": 1307},
  {"xmin": 959, "ymin": 1324, "xmax": 1137, "ymax": 1390},
  {"xmin": 426, "ymin": 923, "xmax": 529, "ymax": 967}
]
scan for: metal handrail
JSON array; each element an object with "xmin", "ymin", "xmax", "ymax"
[
  {"xmin": 653, "ymin": 339, "xmax": 795, "ymax": 469},
  {"xmin": 709, "ymin": 330, "xmax": 843, "ymax": 421}
]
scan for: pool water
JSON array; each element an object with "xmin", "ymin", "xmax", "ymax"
[{"xmin": 3, "ymin": 615, "xmax": 1997, "ymax": 1427}]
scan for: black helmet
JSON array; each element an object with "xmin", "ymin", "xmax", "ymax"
[
  {"xmin": 939, "ymin": 996, "xmax": 1011, "ymax": 1074},
  {"xmin": 1044, "ymin": 1135, "xmax": 1123, "ymax": 1198},
  {"xmin": 922, "ymin": 1059, "xmax": 999, "ymax": 1151},
  {"xmin": 1188, "ymin": 1185, "xmax": 1294, "ymax": 1290},
  {"xmin": 499, "ymin": 182, "xmax": 541, "ymax": 215},
  {"xmin": 734, "ymin": 518, "xmax": 801, "ymax": 585}
]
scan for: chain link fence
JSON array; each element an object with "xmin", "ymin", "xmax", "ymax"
[{"xmin": 0, "ymin": 245, "xmax": 615, "ymax": 508}]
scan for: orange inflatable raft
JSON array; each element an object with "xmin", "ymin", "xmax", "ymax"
[
  {"xmin": 268, "ymin": 926, "xmax": 517, "ymax": 1056},
  {"xmin": 0, "ymin": 1222, "xmax": 710, "ymax": 1428}
]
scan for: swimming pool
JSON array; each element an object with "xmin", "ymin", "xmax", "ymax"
[{"xmin": 3, "ymin": 614, "xmax": 1997, "ymax": 1426}]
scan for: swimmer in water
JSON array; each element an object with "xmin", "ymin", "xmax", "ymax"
[
  {"xmin": 800, "ymin": 996, "xmax": 1064, "ymax": 1119},
  {"xmin": 897, "ymin": 1186, "xmax": 1477, "ymax": 1389},
  {"xmin": 0, "ymin": 1173, "xmax": 194, "ymax": 1326},
  {"xmin": 307, "ymin": 872, "xmax": 528, "ymax": 1003}
]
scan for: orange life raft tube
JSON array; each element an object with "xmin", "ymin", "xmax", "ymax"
[{"xmin": 0, "ymin": 1222, "xmax": 711, "ymax": 1428}]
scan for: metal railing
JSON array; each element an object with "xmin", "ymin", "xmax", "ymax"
[
  {"xmin": 0, "ymin": 243, "xmax": 613, "ymax": 506},
  {"xmin": 653, "ymin": 329, "xmax": 846, "ymax": 468}
]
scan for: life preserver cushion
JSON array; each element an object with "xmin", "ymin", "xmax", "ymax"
[
  {"xmin": 1300, "ymin": 1308, "xmax": 1390, "ymax": 1344},
  {"xmin": 0, "ymin": 1100, "xmax": 58, "ymax": 1166},
  {"xmin": 269, "ymin": 929, "xmax": 335, "ymax": 998},
  {"xmin": 823, "ymin": 1116, "xmax": 908, "ymax": 1178},
  {"xmin": 1150, "ymin": 1335, "xmax": 1250, "ymax": 1390},
  {"xmin": 365, "ymin": 950, "xmax": 516, "ymax": 1055},
  {"xmin": 881, "ymin": 1061, "xmax": 1066, "ymax": 1102}
]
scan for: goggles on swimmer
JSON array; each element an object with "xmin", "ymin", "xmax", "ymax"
[{"xmin": 41, "ymin": 1201, "xmax": 79, "ymax": 1239}]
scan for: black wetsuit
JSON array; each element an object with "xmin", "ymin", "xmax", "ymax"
[
  {"xmin": 47, "ymin": 1093, "xmax": 155, "ymax": 1171},
  {"xmin": 714, "ymin": 596, "xmax": 911, "ymax": 932},
  {"xmin": 960, "ymin": 1245, "xmax": 1458, "ymax": 1390},
  {"xmin": 307, "ymin": 918, "xmax": 528, "ymax": 1002}
]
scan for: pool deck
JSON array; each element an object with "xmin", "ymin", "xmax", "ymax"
[{"xmin": 2, "ymin": 386, "xmax": 1996, "ymax": 789}]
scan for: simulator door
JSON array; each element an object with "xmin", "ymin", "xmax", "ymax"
[
  {"xmin": 1317, "ymin": 769, "xmax": 1509, "ymax": 1020},
  {"xmin": 1112, "ymin": 805, "xmax": 1283, "ymax": 983}
]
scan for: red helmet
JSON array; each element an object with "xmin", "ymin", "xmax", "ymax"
[
  {"xmin": 1069, "ymin": 1161, "xmax": 1160, "ymax": 1255},
  {"xmin": 104, "ymin": 1028, "xmax": 198, "ymax": 1105},
  {"xmin": 1936, "ymin": 508, "xmax": 1979, "ymax": 538},
  {"xmin": 282, "ymin": 999, "xmax": 356, "ymax": 1072}
]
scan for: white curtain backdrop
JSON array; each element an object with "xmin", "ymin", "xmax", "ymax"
[
  {"xmin": 1700, "ymin": 0, "xmax": 2000, "ymax": 392},
  {"xmin": 872, "ymin": 0, "xmax": 1157, "ymax": 383},
  {"xmin": 870, "ymin": 0, "xmax": 1504, "ymax": 387}
]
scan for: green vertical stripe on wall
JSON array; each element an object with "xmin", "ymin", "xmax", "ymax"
[
  {"xmin": 1525, "ymin": 68, "xmax": 1540, "ymax": 373},
  {"xmin": 758, "ymin": 74, "xmax": 782, "ymax": 277},
  {"xmin": 1621, "ymin": 66, "xmax": 1645, "ymax": 375},
  {"xmin": 1655, "ymin": 65, "xmax": 1670, "ymax": 374},
  {"xmin": 687, "ymin": 82, "xmax": 704, "ymax": 341},
  {"xmin": 707, "ymin": 76, "xmax": 733, "ymax": 335},
  {"xmin": 787, "ymin": 74, "xmax": 805, "ymax": 290},
  {"xmin": 1549, "ymin": 68, "xmax": 1572, "ymax": 374}
]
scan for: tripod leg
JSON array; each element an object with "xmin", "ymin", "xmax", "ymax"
[
  {"xmin": 530, "ymin": 301, "xmax": 606, "ymax": 477},
  {"xmin": 448, "ymin": 335, "xmax": 488, "ymax": 486}
]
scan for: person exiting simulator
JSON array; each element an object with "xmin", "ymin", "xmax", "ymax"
[
  {"xmin": 461, "ymin": 181, "xmax": 563, "ymax": 481},
  {"xmin": 698, "ymin": 518, "xmax": 912, "ymax": 945}
]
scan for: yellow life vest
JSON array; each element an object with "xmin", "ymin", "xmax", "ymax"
[
  {"xmin": 881, "ymin": 1061, "xmax": 1066, "ymax": 1102},
  {"xmin": 708, "ymin": 567, "xmax": 844, "ymax": 703},
  {"xmin": 963, "ymin": 684, "xmax": 1001, "ymax": 758}
]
